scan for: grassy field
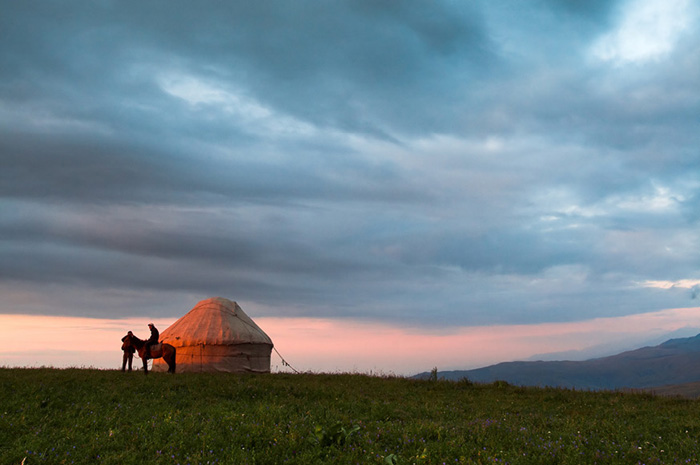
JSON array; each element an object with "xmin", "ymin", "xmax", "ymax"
[{"xmin": 2, "ymin": 368, "xmax": 700, "ymax": 464}]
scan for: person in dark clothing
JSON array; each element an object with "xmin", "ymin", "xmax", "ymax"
[
  {"xmin": 145, "ymin": 323, "xmax": 159, "ymax": 359},
  {"xmin": 121, "ymin": 331, "xmax": 135, "ymax": 372}
]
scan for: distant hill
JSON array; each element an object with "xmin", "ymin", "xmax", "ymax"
[
  {"xmin": 415, "ymin": 333, "xmax": 700, "ymax": 391},
  {"xmin": 525, "ymin": 327, "xmax": 700, "ymax": 362}
]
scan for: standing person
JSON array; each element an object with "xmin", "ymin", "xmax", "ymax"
[
  {"xmin": 145, "ymin": 323, "xmax": 159, "ymax": 359},
  {"xmin": 121, "ymin": 331, "xmax": 135, "ymax": 372}
]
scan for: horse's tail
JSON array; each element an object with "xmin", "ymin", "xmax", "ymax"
[{"xmin": 172, "ymin": 346, "xmax": 177, "ymax": 373}]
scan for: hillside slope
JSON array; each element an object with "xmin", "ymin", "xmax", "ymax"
[{"xmin": 419, "ymin": 333, "xmax": 700, "ymax": 390}]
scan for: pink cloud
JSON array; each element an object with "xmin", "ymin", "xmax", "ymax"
[
  {"xmin": 261, "ymin": 307, "xmax": 700, "ymax": 374},
  {"xmin": 1, "ymin": 307, "xmax": 699, "ymax": 374}
]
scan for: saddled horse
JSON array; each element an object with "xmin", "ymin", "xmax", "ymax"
[{"xmin": 121, "ymin": 333, "xmax": 176, "ymax": 374}]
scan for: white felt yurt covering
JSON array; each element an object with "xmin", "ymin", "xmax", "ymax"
[{"xmin": 152, "ymin": 297, "xmax": 273, "ymax": 373}]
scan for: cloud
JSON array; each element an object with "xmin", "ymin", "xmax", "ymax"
[
  {"xmin": 592, "ymin": 0, "xmax": 696, "ymax": 65},
  {"xmin": 0, "ymin": 1, "xmax": 491, "ymax": 139},
  {"xmin": 3, "ymin": 307, "xmax": 700, "ymax": 373},
  {"xmin": 0, "ymin": 0, "xmax": 699, "ymax": 334},
  {"xmin": 642, "ymin": 279, "xmax": 700, "ymax": 301}
]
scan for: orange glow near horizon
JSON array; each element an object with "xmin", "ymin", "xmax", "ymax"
[
  {"xmin": 0, "ymin": 315, "xmax": 176, "ymax": 369},
  {"xmin": 1, "ymin": 307, "xmax": 699, "ymax": 374},
  {"xmin": 259, "ymin": 306, "xmax": 700, "ymax": 374}
]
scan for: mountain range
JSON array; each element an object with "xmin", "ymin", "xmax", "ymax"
[{"xmin": 415, "ymin": 333, "xmax": 700, "ymax": 395}]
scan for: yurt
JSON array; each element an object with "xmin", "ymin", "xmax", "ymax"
[{"xmin": 152, "ymin": 297, "xmax": 273, "ymax": 373}]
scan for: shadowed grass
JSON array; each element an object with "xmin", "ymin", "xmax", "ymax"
[{"xmin": 2, "ymin": 368, "xmax": 700, "ymax": 464}]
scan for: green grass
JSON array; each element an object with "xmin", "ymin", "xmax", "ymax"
[{"xmin": 2, "ymin": 368, "xmax": 700, "ymax": 464}]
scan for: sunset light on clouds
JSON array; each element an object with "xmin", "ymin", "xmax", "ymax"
[
  {"xmin": 1, "ymin": 1, "xmax": 699, "ymax": 375},
  {"xmin": 3, "ymin": 307, "xmax": 700, "ymax": 375}
]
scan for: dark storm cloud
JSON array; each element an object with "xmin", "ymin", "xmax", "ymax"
[
  {"xmin": 0, "ymin": 0, "xmax": 492, "ymax": 138},
  {"xmin": 1, "ymin": 0, "xmax": 699, "ymax": 325}
]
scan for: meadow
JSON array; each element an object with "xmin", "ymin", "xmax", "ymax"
[{"xmin": 2, "ymin": 368, "xmax": 700, "ymax": 465}]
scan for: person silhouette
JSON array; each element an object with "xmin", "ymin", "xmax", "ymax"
[
  {"xmin": 144, "ymin": 323, "xmax": 159, "ymax": 359},
  {"xmin": 121, "ymin": 331, "xmax": 135, "ymax": 371}
]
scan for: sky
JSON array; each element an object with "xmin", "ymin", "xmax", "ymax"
[{"xmin": 1, "ymin": 0, "xmax": 700, "ymax": 374}]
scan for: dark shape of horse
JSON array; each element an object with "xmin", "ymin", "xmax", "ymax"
[{"xmin": 121, "ymin": 333, "xmax": 176, "ymax": 374}]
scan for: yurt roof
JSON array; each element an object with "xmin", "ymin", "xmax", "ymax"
[{"xmin": 160, "ymin": 297, "xmax": 273, "ymax": 347}]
